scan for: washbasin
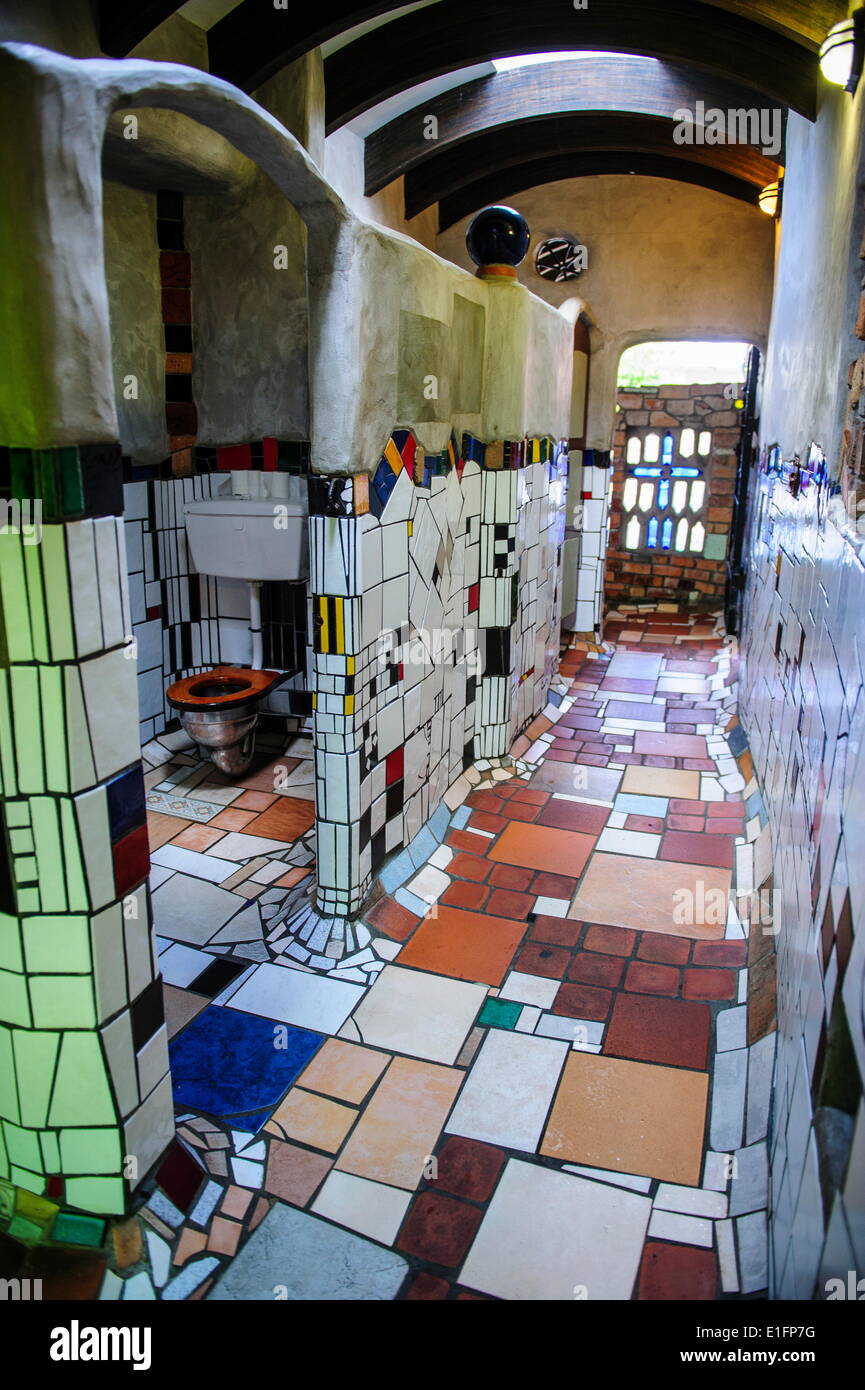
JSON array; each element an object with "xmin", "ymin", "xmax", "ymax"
[{"xmin": 184, "ymin": 499, "xmax": 308, "ymax": 581}]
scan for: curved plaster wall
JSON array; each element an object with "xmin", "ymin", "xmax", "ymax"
[{"xmin": 437, "ymin": 174, "xmax": 774, "ymax": 449}]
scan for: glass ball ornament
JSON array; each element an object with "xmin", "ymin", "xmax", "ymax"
[{"xmin": 465, "ymin": 206, "xmax": 530, "ymax": 268}]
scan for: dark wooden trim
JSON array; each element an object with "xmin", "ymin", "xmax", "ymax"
[
  {"xmin": 365, "ymin": 57, "xmax": 787, "ymax": 197},
  {"xmin": 436, "ymin": 153, "xmax": 764, "ymax": 230},
  {"xmin": 324, "ymin": 0, "xmax": 818, "ymax": 130},
  {"xmin": 406, "ymin": 111, "xmax": 780, "ymax": 219},
  {"xmin": 207, "ymin": 0, "xmax": 400, "ymax": 89},
  {"xmin": 98, "ymin": 2, "xmax": 187, "ymax": 56}
]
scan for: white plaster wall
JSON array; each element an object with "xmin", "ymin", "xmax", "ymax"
[
  {"xmin": 437, "ymin": 175, "xmax": 774, "ymax": 449},
  {"xmin": 324, "ymin": 128, "xmax": 438, "ymax": 251}
]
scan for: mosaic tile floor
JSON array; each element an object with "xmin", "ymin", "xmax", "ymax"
[{"xmin": 12, "ymin": 606, "xmax": 776, "ymax": 1300}]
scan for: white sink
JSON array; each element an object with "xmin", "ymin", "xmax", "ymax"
[{"xmin": 184, "ymin": 499, "xmax": 308, "ymax": 581}]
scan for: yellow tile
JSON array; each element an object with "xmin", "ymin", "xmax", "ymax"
[
  {"xmin": 296, "ymin": 1038, "xmax": 390, "ymax": 1104},
  {"xmin": 266, "ymin": 1088, "xmax": 356, "ymax": 1155}
]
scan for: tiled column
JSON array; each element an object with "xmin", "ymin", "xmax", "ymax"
[{"xmin": 0, "ymin": 446, "xmax": 174, "ymax": 1222}]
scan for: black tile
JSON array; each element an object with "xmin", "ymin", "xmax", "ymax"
[
  {"xmin": 165, "ymin": 324, "xmax": 193, "ymax": 353},
  {"xmin": 157, "ymin": 219, "xmax": 185, "ymax": 251},
  {"xmin": 106, "ymin": 765, "xmax": 146, "ymax": 842},
  {"xmin": 165, "ymin": 373, "xmax": 193, "ymax": 403},
  {"xmin": 131, "ymin": 978, "xmax": 165, "ymax": 1051},
  {"xmin": 156, "ymin": 190, "xmax": 184, "ymax": 220},
  {"xmin": 79, "ymin": 443, "xmax": 124, "ymax": 518},
  {"xmin": 188, "ymin": 958, "xmax": 246, "ymax": 999}
]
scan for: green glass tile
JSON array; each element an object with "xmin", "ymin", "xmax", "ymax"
[
  {"xmin": 51, "ymin": 1211, "xmax": 106, "ymax": 1247},
  {"xmin": 23, "ymin": 915, "xmax": 90, "ymax": 974},
  {"xmin": 7, "ymin": 1213, "xmax": 42, "ymax": 1243},
  {"xmin": 9, "ymin": 827, "xmax": 33, "ymax": 854},
  {"xmin": 0, "ymin": 968, "xmax": 31, "ymax": 1026},
  {"xmin": 35, "ymin": 449, "xmax": 59, "ymax": 522},
  {"xmin": 64, "ymin": 667, "xmax": 96, "ymax": 791},
  {"xmin": 478, "ymin": 995, "xmax": 522, "ymax": 1029},
  {"xmin": 39, "ymin": 667, "xmax": 69, "ymax": 794},
  {"xmin": 16, "ymin": 1186, "xmax": 58, "ymax": 1227},
  {"xmin": 0, "ymin": 1132, "xmax": 7, "ymax": 1181},
  {"xmin": 64, "ymin": 1176, "xmax": 125, "ymax": 1216},
  {"xmin": 31, "ymin": 976, "xmax": 96, "ymax": 1030},
  {"xmin": 0, "ymin": 914, "xmax": 22, "ymax": 973},
  {"xmin": 9, "ymin": 448, "xmax": 34, "ymax": 503},
  {"xmin": 58, "ymin": 447, "xmax": 84, "ymax": 518},
  {"xmin": 59, "ymin": 800, "xmax": 89, "ymax": 912},
  {"xmin": 90, "ymin": 904, "xmax": 127, "ymax": 1021},
  {"xmin": 11, "ymin": 1167, "xmax": 45, "ymax": 1196},
  {"xmin": 48, "ymin": 1031, "xmax": 116, "ymax": 1128},
  {"xmin": 3, "ymin": 1121, "xmax": 42, "ymax": 1172},
  {"xmin": 0, "ymin": 673, "xmax": 16, "ymax": 797},
  {"xmin": 13, "ymin": 1030, "xmax": 59, "ymax": 1128},
  {"xmin": 40, "ymin": 526, "xmax": 75, "ymax": 662},
  {"xmin": 13, "ymin": 854, "xmax": 38, "ymax": 884},
  {"xmin": 31, "ymin": 797, "xmax": 67, "ymax": 913},
  {"xmin": 59, "ymin": 1127, "xmax": 121, "ymax": 1175},
  {"xmin": 0, "ymin": 1026, "xmax": 20, "ymax": 1124},
  {"xmin": 16, "ymin": 888, "xmax": 40, "ymax": 912},
  {"xmin": 11, "ymin": 665, "xmax": 44, "ymax": 793},
  {"xmin": 0, "ymin": 533, "xmax": 33, "ymax": 662},
  {"xmin": 0, "ymin": 1178, "xmax": 12, "ymax": 1220},
  {"xmin": 73, "ymin": 787, "xmax": 113, "ymax": 912},
  {"xmin": 40, "ymin": 1129, "xmax": 60, "ymax": 1175},
  {"xmin": 4, "ymin": 800, "xmax": 30, "ymax": 829},
  {"xmin": 23, "ymin": 539, "xmax": 49, "ymax": 662}
]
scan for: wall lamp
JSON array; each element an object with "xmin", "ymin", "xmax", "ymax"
[
  {"xmin": 819, "ymin": 9, "xmax": 865, "ymax": 92},
  {"xmin": 758, "ymin": 177, "xmax": 783, "ymax": 217}
]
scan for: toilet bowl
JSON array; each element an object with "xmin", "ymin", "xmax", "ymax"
[{"xmin": 166, "ymin": 666, "xmax": 288, "ymax": 776}]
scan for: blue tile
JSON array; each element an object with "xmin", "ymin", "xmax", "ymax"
[
  {"xmin": 727, "ymin": 725, "xmax": 748, "ymax": 756},
  {"xmin": 614, "ymin": 792, "xmax": 669, "ymax": 817},
  {"xmin": 428, "ymin": 804, "xmax": 451, "ymax": 843},
  {"xmin": 548, "ymin": 690, "xmax": 564, "ymax": 708},
  {"xmin": 451, "ymin": 805, "xmax": 471, "ymax": 829},
  {"xmin": 168, "ymin": 1005, "xmax": 324, "ymax": 1123},
  {"xmin": 379, "ymin": 847, "xmax": 415, "ymax": 894},
  {"xmin": 407, "ymin": 825, "xmax": 438, "ymax": 867},
  {"xmin": 394, "ymin": 887, "xmax": 428, "ymax": 917}
]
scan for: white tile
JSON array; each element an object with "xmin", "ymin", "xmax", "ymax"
[
  {"xmin": 729, "ymin": 1141, "xmax": 769, "ymax": 1217},
  {"xmin": 351, "ymin": 965, "xmax": 485, "ymax": 1065},
  {"xmin": 596, "ymin": 827, "xmax": 661, "ymax": 858},
  {"xmin": 151, "ymin": 843, "xmax": 240, "ymax": 884},
  {"xmin": 445, "ymin": 1029, "xmax": 567, "ymax": 1152},
  {"xmin": 459, "ymin": 1159, "xmax": 651, "ymax": 1300},
  {"xmin": 716, "ymin": 1218, "xmax": 740, "ymax": 1292},
  {"xmin": 562, "ymin": 1164, "xmax": 652, "ymax": 1193},
  {"xmin": 406, "ymin": 864, "xmax": 449, "ymax": 904},
  {"xmin": 312, "ymin": 1171, "xmax": 411, "ymax": 1246},
  {"xmin": 515, "ymin": 1005, "xmax": 541, "ymax": 1033},
  {"xmin": 716, "ymin": 1004, "xmax": 747, "ymax": 1051},
  {"xmin": 533, "ymin": 896, "xmax": 568, "ymax": 917},
  {"xmin": 648, "ymin": 1209, "xmax": 713, "ymax": 1247},
  {"xmin": 534, "ymin": 1014, "xmax": 604, "ymax": 1047},
  {"xmin": 655, "ymin": 1183, "xmax": 727, "ymax": 1218},
  {"xmin": 206, "ymin": 832, "xmax": 293, "ymax": 859},
  {"xmin": 228, "ymin": 962, "xmax": 365, "ymax": 1034},
  {"xmin": 710, "ymin": 1047, "xmax": 746, "ymax": 1151},
  {"xmin": 498, "ymin": 970, "xmax": 559, "ymax": 1010},
  {"xmin": 737, "ymin": 1210, "xmax": 768, "ymax": 1293}
]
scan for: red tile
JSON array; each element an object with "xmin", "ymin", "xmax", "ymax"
[
  {"xmin": 112, "ymin": 824, "xmax": 150, "ymax": 897},
  {"xmin": 489, "ymin": 863, "xmax": 534, "ymax": 891},
  {"xmin": 638, "ymin": 1242, "xmax": 717, "ymax": 1300},
  {"xmin": 366, "ymin": 896, "xmax": 419, "ymax": 941},
  {"xmin": 447, "ymin": 828, "xmax": 494, "ymax": 854},
  {"xmin": 708, "ymin": 802, "xmax": 744, "ymax": 819},
  {"xmin": 511, "ymin": 788, "xmax": 549, "ymax": 807},
  {"xmin": 487, "ymin": 888, "xmax": 534, "ymax": 919},
  {"xmin": 624, "ymin": 960, "xmax": 681, "ymax": 996},
  {"xmin": 397, "ymin": 1192, "xmax": 482, "ymax": 1267},
  {"xmin": 499, "ymin": 800, "xmax": 542, "ymax": 822},
  {"xmin": 532, "ymin": 872, "xmax": 577, "ymax": 899},
  {"xmin": 537, "ymin": 799, "xmax": 608, "ymax": 834},
  {"xmin": 467, "ymin": 789, "xmax": 507, "ymax": 813},
  {"xmin": 683, "ymin": 759, "xmax": 717, "ymax": 771},
  {"xmin": 546, "ymin": 748, "xmax": 577, "ymax": 763},
  {"xmin": 530, "ymin": 916, "xmax": 582, "ymax": 948},
  {"xmin": 404, "ymin": 1273, "xmax": 450, "ymax": 1300},
  {"xmin": 449, "ymin": 852, "xmax": 491, "ymax": 882},
  {"xmin": 692, "ymin": 940, "xmax": 747, "ymax": 966},
  {"xmin": 683, "ymin": 967, "xmax": 737, "ymax": 1000},
  {"xmin": 668, "ymin": 798, "xmax": 708, "ymax": 815},
  {"xmin": 433, "ymin": 1136, "xmax": 505, "ymax": 1201},
  {"xmin": 604, "ymin": 992, "xmax": 711, "ymax": 1068},
  {"xmin": 637, "ymin": 932, "xmax": 690, "ymax": 965},
  {"xmin": 706, "ymin": 819, "xmax": 744, "ymax": 834},
  {"xmin": 567, "ymin": 951, "xmax": 625, "ymax": 988},
  {"xmin": 624, "ymin": 814, "xmax": 665, "ymax": 834},
  {"xmin": 660, "ymin": 830, "xmax": 734, "ymax": 869},
  {"xmin": 583, "ymin": 923, "xmax": 637, "ymax": 956},
  {"xmin": 441, "ymin": 880, "xmax": 489, "ymax": 910},
  {"xmin": 515, "ymin": 941, "xmax": 571, "ymax": 978},
  {"xmin": 468, "ymin": 810, "xmax": 508, "ymax": 834},
  {"xmin": 668, "ymin": 814, "xmax": 705, "ymax": 832},
  {"xmin": 552, "ymin": 982, "xmax": 612, "ymax": 1021},
  {"xmin": 575, "ymin": 753, "xmax": 609, "ymax": 766}
]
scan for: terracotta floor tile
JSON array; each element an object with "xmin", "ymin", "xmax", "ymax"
[
  {"xmin": 692, "ymin": 940, "xmax": 747, "ymax": 967},
  {"xmin": 233, "ymin": 790, "xmax": 279, "ymax": 811},
  {"xmin": 583, "ymin": 922, "xmax": 637, "ymax": 955},
  {"xmin": 432, "ymin": 1135, "xmax": 505, "ymax": 1201},
  {"xmin": 604, "ymin": 992, "xmax": 711, "ymax": 1070},
  {"xmin": 530, "ymin": 916, "xmax": 582, "ymax": 947},
  {"xmin": 511, "ymin": 787, "xmax": 550, "ymax": 807},
  {"xmin": 624, "ymin": 814, "xmax": 665, "ymax": 834},
  {"xmin": 539, "ymin": 1051, "xmax": 708, "ymax": 1184},
  {"xmin": 569, "ymin": 854, "xmax": 729, "ymax": 939},
  {"xmin": 637, "ymin": 932, "xmax": 691, "ymax": 965},
  {"xmin": 638, "ymin": 1241, "xmax": 718, "ymax": 1300},
  {"xmin": 148, "ymin": 810, "xmax": 191, "ymax": 850},
  {"xmin": 397, "ymin": 1191, "xmax": 483, "ymax": 1267},
  {"xmin": 551, "ymin": 981, "xmax": 612, "ymax": 1021},
  {"xmin": 398, "ymin": 905, "xmax": 526, "ymax": 986},
  {"xmin": 207, "ymin": 1216, "xmax": 241, "ymax": 1256},
  {"xmin": 172, "ymin": 824, "xmax": 227, "ymax": 851},
  {"xmin": 449, "ymin": 851, "xmax": 492, "ymax": 882},
  {"xmin": 242, "ymin": 796, "xmax": 315, "ymax": 841},
  {"xmin": 682, "ymin": 967, "xmax": 737, "ymax": 1000},
  {"xmin": 487, "ymin": 888, "xmax": 534, "ymax": 919},
  {"xmin": 296, "ymin": 1038, "xmax": 390, "ymax": 1104},
  {"xmin": 275, "ymin": 866, "xmax": 312, "ymax": 889},
  {"xmin": 441, "ymin": 879, "xmax": 489, "ymax": 909},
  {"xmin": 532, "ymin": 871, "xmax": 577, "ymax": 899},
  {"xmin": 489, "ymin": 863, "xmax": 534, "ymax": 891},
  {"xmin": 210, "ymin": 807, "xmax": 259, "ymax": 831},
  {"xmin": 705, "ymin": 819, "xmax": 743, "ymax": 834},
  {"xmin": 536, "ymin": 799, "xmax": 609, "ymax": 834},
  {"xmin": 267, "ymin": 1088, "xmax": 357, "ymax": 1154},
  {"xmin": 335, "ymin": 1056, "xmax": 463, "ymax": 1189},
  {"xmin": 622, "ymin": 765, "xmax": 701, "ymax": 800},
  {"xmin": 404, "ymin": 1273, "xmax": 450, "ymax": 1300},
  {"xmin": 634, "ymin": 731, "xmax": 709, "ymax": 759},
  {"xmin": 469, "ymin": 810, "xmax": 509, "ymax": 833},
  {"xmin": 599, "ymin": 677, "xmax": 658, "ymax": 695},
  {"xmin": 489, "ymin": 821, "xmax": 596, "ymax": 876},
  {"xmin": 446, "ymin": 828, "xmax": 494, "ymax": 854},
  {"xmin": 498, "ymin": 800, "xmax": 542, "ymax": 822},
  {"xmin": 624, "ymin": 960, "xmax": 681, "ymax": 996},
  {"xmin": 514, "ymin": 941, "xmax": 571, "ymax": 979},
  {"xmin": 566, "ymin": 951, "xmax": 625, "ymax": 988},
  {"xmin": 668, "ymin": 814, "xmax": 705, "ymax": 832},
  {"xmin": 366, "ymin": 895, "xmax": 419, "ymax": 940},
  {"xmin": 660, "ymin": 830, "xmax": 734, "ymax": 869},
  {"xmin": 263, "ymin": 1139, "xmax": 332, "ymax": 1207}
]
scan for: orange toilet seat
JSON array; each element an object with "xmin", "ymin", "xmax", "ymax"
[{"xmin": 166, "ymin": 665, "xmax": 287, "ymax": 711}]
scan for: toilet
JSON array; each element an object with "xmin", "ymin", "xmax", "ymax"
[{"xmin": 166, "ymin": 665, "xmax": 288, "ymax": 776}]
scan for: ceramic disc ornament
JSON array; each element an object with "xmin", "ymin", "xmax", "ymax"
[{"xmin": 534, "ymin": 235, "xmax": 585, "ymax": 282}]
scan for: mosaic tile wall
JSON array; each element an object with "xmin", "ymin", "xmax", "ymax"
[
  {"xmin": 308, "ymin": 431, "xmax": 568, "ymax": 916},
  {"xmin": 0, "ymin": 443, "xmax": 174, "ymax": 1220},
  {"xmin": 562, "ymin": 449, "xmax": 611, "ymax": 639},
  {"xmin": 739, "ymin": 469, "xmax": 865, "ymax": 1297},
  {"xmin": 607, "ymin": 385, "xmax": 743, "ymax": 607}
]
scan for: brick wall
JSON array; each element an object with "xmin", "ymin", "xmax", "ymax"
[{"xmin": 605, "ymin": 383, "xmax": 743, "ymax": 607}]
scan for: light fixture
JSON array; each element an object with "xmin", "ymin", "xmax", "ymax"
[
  {"xmin": 758, "ymin": 178, "xmax": 783, "ymax": 217},
  {"xmin": 819, "ymin": 9, "xmax": 865, "ymax": 92}
]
